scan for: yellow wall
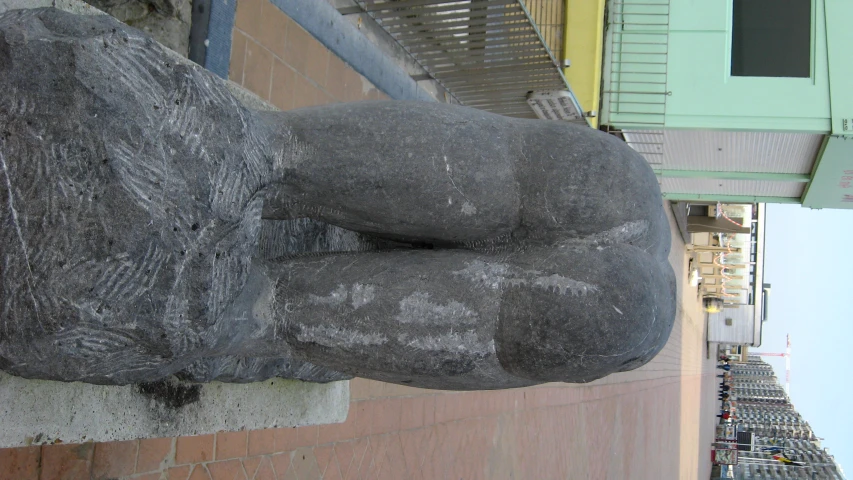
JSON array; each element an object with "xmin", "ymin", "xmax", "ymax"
[{"xmin": 562, "ymin": 0, "xmax": 605, "ymax": 128}]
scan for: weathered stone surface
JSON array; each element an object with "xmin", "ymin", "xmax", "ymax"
[
  {"xmin": 82, "ymin": 0, "xmax": 191, "ymax": 56},
  {"xmin": 0, "ymin": 8, "xmax": 676, "ymax": 390}
]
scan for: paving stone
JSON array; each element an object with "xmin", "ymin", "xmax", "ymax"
[
  {"xmin": 371, "ymin": 398, "xmax": 402, "ymax": 435},
  {"xmin": 229, "ymin": 31, "xmax": 249, "ymax": 85},
  {"xmin": 290, "ymin": 447, "xmax": 320, "ymax": 480},
  {"xmin": 188, "ymin": 464, "xmax": 213, "ymax": 480},
  {"xmin": 241, "ymin": 456, "xmax": 262, "ymax": 479},
  {"xmin": 255, "ymin": 0, "xmax": 289, "ymax": 59},
  {"xmin": 206, "ymin": 459, "xmax": 246, "ymax": 480},
  {"xmin": 272, "ymin": 428, "xmax": 299, "ymax": 453},
  {"xmin": 175, "ymin": 435, "xmax": 214, "ymax": 465},
  {"xmin": 92, "ymin": 440, "xmax": 138, "ymax": 479},
  {"xmin": 268, "ymin": 452, "xmax": 292, "ymax": 479},
  {"xmin": 0, "ymin": 445, "xmax": 40, "ymax": 480},
  {"xmin": 269, "ymin": 60, "xmax": 296, "ymax": 111},
  {"xmin": 234, "ymin": 0, "xmax": 262, "ymax": 33},
  {"xmin": 243, "ymin": 40, "xmax": 273, "ymax": 100},
  {"xmin": 247, "ymin": 429, "xmax": 276, "ymax": 457},
  {"xmin": 136, "ymin": 437, "xmax": 173, "ymax": 473},
  {"xmin": 39, "ymin": 443, "xmax": 94, "ymax": 480},
  {"xmin": 215, "ymin": 431, "xmax": 247, "ymax": 461},
  {"xmin": 167, "ymin": 464, "xmax": 192, "ymax": 480},
  {"xmin": 252, "ymin": 456, "xmax": 276, "ymax": 480}
]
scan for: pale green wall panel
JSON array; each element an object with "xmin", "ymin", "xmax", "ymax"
[
  {"xmin": 669, "ymin": 0, "xmax": 728, "ymax": 31},
  {"xmin": 661, "ymin": 193, "xmax": 801, "ymax": 204},
  {"xmin": 824, "ymin": 0, "xmax": 853, "ymax": 135},
  {"xmin": 665, "ymin": 31, "xmax": 728, "ymax": 120},
  {"xmin": 664, "ymin": 115, "xmax": 832, "ymax": 133},
  {"xmin": 603, "ymin": 0, "xmax": 834, "ymax": 133},
  {"xmin": 665, "ymin": 0, "xmax": 831, "ymax": 130},
  {"xmin": 656, "ymin": 170, "xmax": 810, "ymax": 182},
  {"xmin": 802, "ymin": 135, "xmax": 853, "ymax": 209}
]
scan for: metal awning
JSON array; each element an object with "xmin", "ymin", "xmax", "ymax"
[{"xmin": 347, "ymin": 0, "xmax": 586, "ymax": 122}]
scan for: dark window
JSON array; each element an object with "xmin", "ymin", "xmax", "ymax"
[{"xmin": 731, "ymin": 0, "xmax": 811, "ymax": 78}]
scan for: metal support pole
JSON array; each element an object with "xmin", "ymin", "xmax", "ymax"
[
  {"xmin": 656, "ymin": 170, "xmax": 812, "ymax": 182},
  {"xmin": 661, "ymin": 193, "xmax": 803, "ymax": 204}
]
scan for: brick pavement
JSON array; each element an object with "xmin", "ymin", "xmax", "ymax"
[
  {"xmin": 229, "ymin": 0, "xmax": 389, "ymax": 108},
  {"xmin": 0, "ymin": 372, "xmax": 713, "ymax": 480},
  {"xmin": 0, "ymin": 2, "xmax": 718, "ymax": 478}
]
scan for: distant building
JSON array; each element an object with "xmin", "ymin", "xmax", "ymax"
[
  {"xmin": 730, "ymin": 358, "xmax": 787, "ymax": 406},
  {"xmin": 714, "ymin": 357, "xmax": 846, "ymax": 479},
  {"xmin": 695, "ymin": 204, "xmax": 767, "ymax": 350}
]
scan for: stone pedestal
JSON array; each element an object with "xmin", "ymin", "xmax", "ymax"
[{"xmin": 0, "ymin": 372, "xmax": 348, "ymax": 448}]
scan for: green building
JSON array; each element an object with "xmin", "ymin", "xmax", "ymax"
[{"xmin": 600, "ymin": 0, "xmax": 853, "ymax": 209}]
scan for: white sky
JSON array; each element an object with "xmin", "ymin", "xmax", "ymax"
[{"xmin": 761, "ymin": 203, "xmax": 853, "ymax": 472}]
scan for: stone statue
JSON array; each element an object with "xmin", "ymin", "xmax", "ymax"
[{"xmin": 0, "ymin": 8, "xmax": 676, "ymax": 390}]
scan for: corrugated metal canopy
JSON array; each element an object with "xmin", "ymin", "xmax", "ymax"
[
  {"xmin": 659, "ymin": 178, "xmax": 806, "ymax": 198},
  {"xmin": 352, "ymin": 0, "xmax": 577, "ymax": 119},
  {"xmin": 622, "ymin": 130, "xmax": 823, "ymax": 174}
]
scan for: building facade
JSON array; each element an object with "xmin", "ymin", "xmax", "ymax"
[
  {"xmin": 718, "ymin": 357, "xmax": 846, "ymax": 479},
  {"xmin": 698, "ymin": 204, "xmax": 767, "ymax": 347},
  {"xmin": 600, "ymin": 0, "xmax": 853, "ymax": 210}
]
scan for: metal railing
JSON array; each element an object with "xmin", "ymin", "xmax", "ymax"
[
  {"xmin": 349, "ymin": 0, "xmax": 577, "ymax": 120},
  {"xmin": 602, "ymin": 0, "xmax": 671, "ymax": 167},
  {"xmin": 524, "ymin": 0, "xmax": 564, "ymax": 64}
]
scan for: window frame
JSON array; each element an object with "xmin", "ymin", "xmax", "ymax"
[{"xmin": 725, "ymin": 0, "xmax": 818, "ymax": 82}]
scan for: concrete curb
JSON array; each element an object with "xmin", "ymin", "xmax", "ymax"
[{"xmin": 0, "ymin": 372, "xmax": 348, "ymax": 448}]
